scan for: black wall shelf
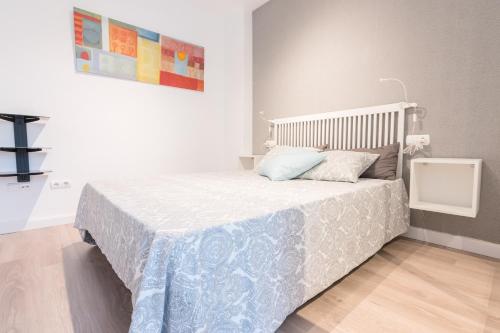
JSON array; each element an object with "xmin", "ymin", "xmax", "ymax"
[
  {"xmin": 0, "ymin": 113, "xmax": 51, "ymax": 182},
  {"xmin": 0, "ymin": 113, "xmax": 50, "ymax": 123},
  {"xmin": 0, "ymin": 147, "xmax": 51, "ymax": 153},
  {"xmin": 0, "ymin": 170, "xmax": 52, "ymax": 178}
]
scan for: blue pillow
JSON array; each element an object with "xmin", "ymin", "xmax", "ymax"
[{"xmin": 257, "ymin": 151, "xmax": 326, "ymax": 181}]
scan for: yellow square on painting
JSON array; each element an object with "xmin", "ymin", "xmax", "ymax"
[{"xmin": 137, "ymin": 37, "xmax": 161, "ymax": 84}]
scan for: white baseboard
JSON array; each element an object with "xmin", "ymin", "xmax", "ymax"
[
  {"xmin": 0, "ymin": 215, "xmax": 75, "ymax": 235},
  {"xmin": 405, "ymin": 226, "xmax": 500, "ymax": 259}
]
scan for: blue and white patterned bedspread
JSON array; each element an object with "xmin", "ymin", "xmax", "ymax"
[{"xmin": 74, "ymin": 171, "xmax": 409, "ymax": 332}]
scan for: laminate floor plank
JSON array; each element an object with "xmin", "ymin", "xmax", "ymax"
[{"xmin": 0, "ymin": 225, "xmax": 498, "ymax": 333}]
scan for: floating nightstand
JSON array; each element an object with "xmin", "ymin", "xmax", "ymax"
[
  {"xmin": 0, "ymin": 113, "xmax": 51, "ymax": 182},
  {"xmin": 239, "ymin": 155, "xmax": 264, "ymax": 170},
  {"xmin": 409, "ymin": 158, "xmax": 482, "ymax": 218}
]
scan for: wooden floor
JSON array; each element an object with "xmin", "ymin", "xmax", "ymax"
[{"xmin": 0, "ymin": 225, "xmax": 498, "ymax": 333}]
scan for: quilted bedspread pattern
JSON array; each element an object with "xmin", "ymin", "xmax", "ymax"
[{"xmin": 74, "ymin": 171, "xmax": 409, "ymax": 332}]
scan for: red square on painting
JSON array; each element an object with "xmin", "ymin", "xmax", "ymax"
[
  {"xmin": 160, "ymin": 36, "xmax": 204, "ymax": 91},
  {"xmin": 160, "ymin": 71, "xmax": 204, "ymax": 92}
]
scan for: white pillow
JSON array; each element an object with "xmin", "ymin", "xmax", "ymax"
[{"xmin": 299, "ymin": 150, "xmax": 380, "ymax": 183}]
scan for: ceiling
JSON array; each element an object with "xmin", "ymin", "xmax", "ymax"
[
  {"xmin": 208, "ymin": 0, "xmax": 270, "ymax": 11},
  {"xmin": 192, "ymin": 0, "xmax": 270, "ymax": 14},
  {"xmin": 243, "ymin": 0, "xmax": 271, "ymax": 10}
]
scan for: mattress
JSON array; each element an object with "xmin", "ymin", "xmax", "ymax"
[{"xmin": 74, "ymin": 171, "xmax": 409, "ymax": 332}]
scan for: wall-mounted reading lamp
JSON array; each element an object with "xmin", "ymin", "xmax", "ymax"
[
  {"xmin": 379, "ymin": 77, "xmax": 425, "ymax": 155},
  {"xmin": 379, "ymin": 76, "xmax": 419, "ymax": 125},
  {"xmin": 379, "ymin": 78, "xmax": 409, "ymax": 102},
  {"xmin": 258, "ymin": 111, "xmax": 276, "ymax": 149}
]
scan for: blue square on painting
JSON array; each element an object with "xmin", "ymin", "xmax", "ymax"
[
  {"xmin": 174, "ymin": 52, "xmax": 188, "ymax": 76},
  {"xmin": 83, "ymin": 18, "xmax": 102, "ymax": 49},
  {"xmin": 137, "ymin": 28, "xmax": 159, "ymax": 42}
]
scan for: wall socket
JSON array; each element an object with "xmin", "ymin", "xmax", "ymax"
[
  {"xmin": 7, "ymin": 183, "xmax": 31, "ymax": 191},
  {"xmin": 50, "ymin": 180, "xmax": 71, "ymax": 190},
  {"xmin": 406, "ymin": 134, "xmax": 430, "ymax": 146}
]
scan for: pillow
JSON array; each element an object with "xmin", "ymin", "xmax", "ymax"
[
  {"xmin": 257, "ymin": 151, "xmax": 325, "ymax": 181},
  {"xmin": 299, "ymin": 150, "xmax": 379, "ymax": 183},
  {"xmin": 315, "ymin": 144, "xmax": 329, "ymax": 151},
  {"xmin": 257, "ymin": 145, "xmax": 320, "ymax": 170},
  {"xmin": 352, "ymin": 143, "xmax": 400, "ymax": 180}
]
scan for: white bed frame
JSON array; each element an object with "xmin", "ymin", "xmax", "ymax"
[{"xmin": 270, "ymin": 102, "xmax": 417, "ymax": 179}]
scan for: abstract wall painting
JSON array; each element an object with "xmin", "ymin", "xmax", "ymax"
[{"xmin": 73, "ymin": 8, "xmax": 204, "ymax": 92}]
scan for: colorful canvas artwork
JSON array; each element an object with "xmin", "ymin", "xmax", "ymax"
[{"xmin": 73, "ymin": 8, "xmax": 204, "ymax": 92}]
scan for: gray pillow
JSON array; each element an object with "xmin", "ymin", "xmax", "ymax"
[{"xmin": 352, "ymin": 143, "xmax": 400, "ymax": 180}]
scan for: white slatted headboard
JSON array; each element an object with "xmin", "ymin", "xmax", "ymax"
[{"xmin": 270, "ymin": 102, "xmax": 417, "ymax": 179}]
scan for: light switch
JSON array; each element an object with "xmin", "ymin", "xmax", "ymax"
[{"xmin": 50, "ymin": 180, "xmax": 71, "ymax": 190}]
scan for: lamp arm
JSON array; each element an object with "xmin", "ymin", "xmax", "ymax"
[{"xmin": 379, "ymin": 78, "xmax": 409, "ymax": 102}]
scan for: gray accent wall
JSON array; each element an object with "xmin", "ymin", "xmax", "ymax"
[{"xmin": 253, "ymin": 0, "xmax": 500, "ymax": 243}]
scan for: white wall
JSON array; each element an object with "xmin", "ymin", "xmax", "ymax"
[{"xmin": 0, "ymin": 0, "xmax": 253, "ymax": 234}]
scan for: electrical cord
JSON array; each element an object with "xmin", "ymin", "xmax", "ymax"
[
  {"xmin": 403, "ymin": 140, "xmax": 424, "ymax": 155},
  {"xmin": 403, "ymin": 105, "xmax": 422, "ymax": 155}
]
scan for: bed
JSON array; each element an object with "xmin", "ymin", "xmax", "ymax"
[{"xmin": 74, "ymin": 102, "xmax": 414, "ymax": 332}]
